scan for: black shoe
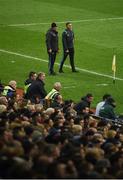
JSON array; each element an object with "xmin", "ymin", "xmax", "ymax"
[
  {"xmin": 72, "ymin": 69, "xmax": 78, "ymax": 72},
  {"xmin": 59, "ymin": 69, "xmax": 64, "ymax": 73}
]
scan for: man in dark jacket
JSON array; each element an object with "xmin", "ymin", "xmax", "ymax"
[
  {"xmin": 25, "ymin": 72, "xmax": 47, "ymax": 104},
  {"xmin": 74, "ymin": 93, "xmax": 94, "ymax": 115},
  {"xmin": 99, "ymin": 97, "xmax": 116, "ymax": 120},
  {"xmin": 46, "ymin": 22, "xmax": 59, "ymax": 75},
  {"xmin": 59, "ymin": 22, "xmax": 77, "ymax": 73}
]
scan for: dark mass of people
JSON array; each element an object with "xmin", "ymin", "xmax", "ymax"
[{"xmin": 0, "ymin": 72, "xmax": 123, "ymax": 179}]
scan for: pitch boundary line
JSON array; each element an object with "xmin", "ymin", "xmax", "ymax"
[
  {"xmin": 0, "ymin": 48, "xmax": 123, "ymax": 81},
  {"xmin": 1, "ymin": 17, "xmax": 123, "ymax": 27}
]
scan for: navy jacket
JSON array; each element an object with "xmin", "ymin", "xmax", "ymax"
[
  {"xmin": 62, "ymin": 29, "xmax": 74, "ymax": 50},
  {"xmin": 46, "ymin": 28, "xmax": 58, "ymax": 52},
  {"xmin": 26, "ymin": 79, "xmax": 47, "ymax": 103}
]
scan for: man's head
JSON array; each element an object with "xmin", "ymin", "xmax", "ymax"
[
  {"xmin": 106, "ymin": 97, "xmax": 116, "ymax": 107},
  {"xmin": 66, "ymin": 22, "xmax": 72, "ymax": 30},
  {"xmin": 86, "ymin": 93, "xmax": 94, "ymax": 103},
  {"xmin": 29, "ymin": 71, "xmax": 37, "ymax": 80},
  {"xmin": 51, "ymin": 22, "xmax": 57, "ymax": 31},
  {"xmin": 0, "ymin": 96, "xmax": 8, "ymax": 106},
  {"xmin": 102, "ymin": 94, "xmax": 111, "ymax": 101},
  {"xmin": 9, "ymin": 80, "xmax": 17, "ymax": 90},
  {"xmin": 37, "ymin": 72, "xmax": 46, "ymax": 81},
  {"xmin": 53, "ymin": 82, "xmax": 62, "ymax": 91}
]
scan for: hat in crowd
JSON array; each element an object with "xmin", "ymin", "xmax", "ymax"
[{"xmin": 51, "ymin": 22, "xmax": 57, "ymax": 28}]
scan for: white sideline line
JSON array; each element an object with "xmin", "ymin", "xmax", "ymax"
[
  {"xmin": 0, "ymin": 48, "xmax": 123, "ymax": 81},
  {"xmin": 1, "ymin": 17, "xmax": 123, "ymax": 27},
  {"xmin": 64, "ymin": 86, "xmax": 76, "ymax": 89}
]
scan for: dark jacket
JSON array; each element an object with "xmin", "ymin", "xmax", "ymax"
[
  {"xmin": 74, "ymin": 96, "xmax": 91, "ymax": 114},
  {"xmin": 62, "ymin": 29, "xmax": 74, "ymax": 50},
  {"xmin": 26, "ymin": 79, "xmax": 47, "ymax": 103},
  {"xmin": 99, "ymin": 102, "xmax": 116, "ymax": 120},
  {"xmin": 46, "ymin": 28, "xmax": 58, "ymax": 52},
  {"xmin": 24, "ymin": 78, "xmax": 33, "ymax": 86}
]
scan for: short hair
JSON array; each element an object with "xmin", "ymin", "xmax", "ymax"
[
  {"xmin": 66, "ymin": 22, "xmax": 72, "ymax": 26},
  {"xmin": 37, "ymin": 72, "xmax": 45, "ymax": 79},
  {"xmin": 53, "ymin": 82, "xmax": 61, "ymax": 90},
  {"xmin": 9, "ymin": 80, "xmax": 17, "ymax": 88},
  {"xmin": 86, "ymin": 93, "xmax": 93, "ymax": 98},
  {"xmin": 29, "ymin": 71, "xmax": 36, "ymax": 78},
  {"xmin": 0, "ymin": 96, "xmax": 8, "ymax": 105},
  {"xmin": 102, "ymin": 94, "xmax": 111, "ymax": 101}
]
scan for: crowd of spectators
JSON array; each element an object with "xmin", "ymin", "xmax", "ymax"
[{"xmin": 0, "ymin": 73, "xmax": 123, "ymax": 179}]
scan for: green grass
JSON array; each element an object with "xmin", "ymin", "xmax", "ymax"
[{"xmin": 0, "ymin": 0, "xmax": 123, "ymax": 114}]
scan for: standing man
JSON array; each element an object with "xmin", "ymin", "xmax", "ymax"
[
  {"xmin": 46, "ymin": 22, "xmax": 59, "ymax": 75},
  {"xmin": 59, "ymin": 22, "xmax": 77, "ymax": 73},
  {"xmin": 25, "ymin": 72, "xmax": 47, "ymax": 104}
]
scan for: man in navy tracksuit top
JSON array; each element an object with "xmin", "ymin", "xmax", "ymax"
[
  {"xmin": 59, "ymin": 22, "xmax": 77, "ymax": 73},
  {"xmin": 46, "ymin": 22, "xmax": 59, "ymax": 75}
]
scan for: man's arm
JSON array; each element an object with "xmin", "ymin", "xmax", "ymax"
[
  {"xmin": 46, "ymin": 31, "xmax": 52, "ymax": 52},
  {"xmin": 62, "ymin": 31, "xmax": 68, "ymax": 52}
]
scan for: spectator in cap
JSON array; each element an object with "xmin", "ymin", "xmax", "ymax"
[{"xmin": 46, "ymin": 22, "xmax": 59, "ymax": 75}]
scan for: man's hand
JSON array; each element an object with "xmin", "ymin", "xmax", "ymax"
[
  {"xmin": 65, "ymin": 49, "xmax": 69, "ymax": 53},
  {"xmin": 48, "ymin": 49, "xmax": 52, "ymax": 53},
  {"xmin": 57, "ymin": 48, "xmax": 60, "ymax": 53}
]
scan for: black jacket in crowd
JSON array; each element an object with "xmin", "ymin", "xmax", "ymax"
[
  {"xmin": 74, "ymin": 96, "xmax": 91, "ymax": 114},
  {"xmin": 99, "ymin": 101, "xmax": 116, "ymax": 120},
  {"xmin": 46, "ymin": 28, "xmax": 58, "ymax": 52},
  {"xmin": 25, "ymin": 79, "xmax": 47, "ymax": 103}
]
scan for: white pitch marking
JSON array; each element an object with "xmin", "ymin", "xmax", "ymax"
[
  {"xmin": 96, "ymin": 83, "xmax": 108, "ymax": 86},
  {"xmin": 0, "ymin": 48, "xmax": 123, "ymax": 81},
  {"xmin": 1, "ymin": 17, "xmax": 123, "ymax": 27},
  {"xmin": 11, "ymin": 60, "xmax": 15, "ymax": 63},
  {"xmin": 63, "ymin": 86, "xmax": 76, "ymax": 89}
]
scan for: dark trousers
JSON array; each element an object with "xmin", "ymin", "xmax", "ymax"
[
  {"xmin": 59, "ymin": 48, "xmax": 75, "ymax": 71},
  {"xmin": 48, "ymin": 51, "xmax": 57, "ymax": 73}
]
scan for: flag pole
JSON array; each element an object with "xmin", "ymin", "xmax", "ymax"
[
  {"xmin": 112, "ymin": 48, "xmax": 116, "ymax": 84},
  {"xmin": 113, "ymin": 67, "xmax": 116, "ymax": 84}
]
